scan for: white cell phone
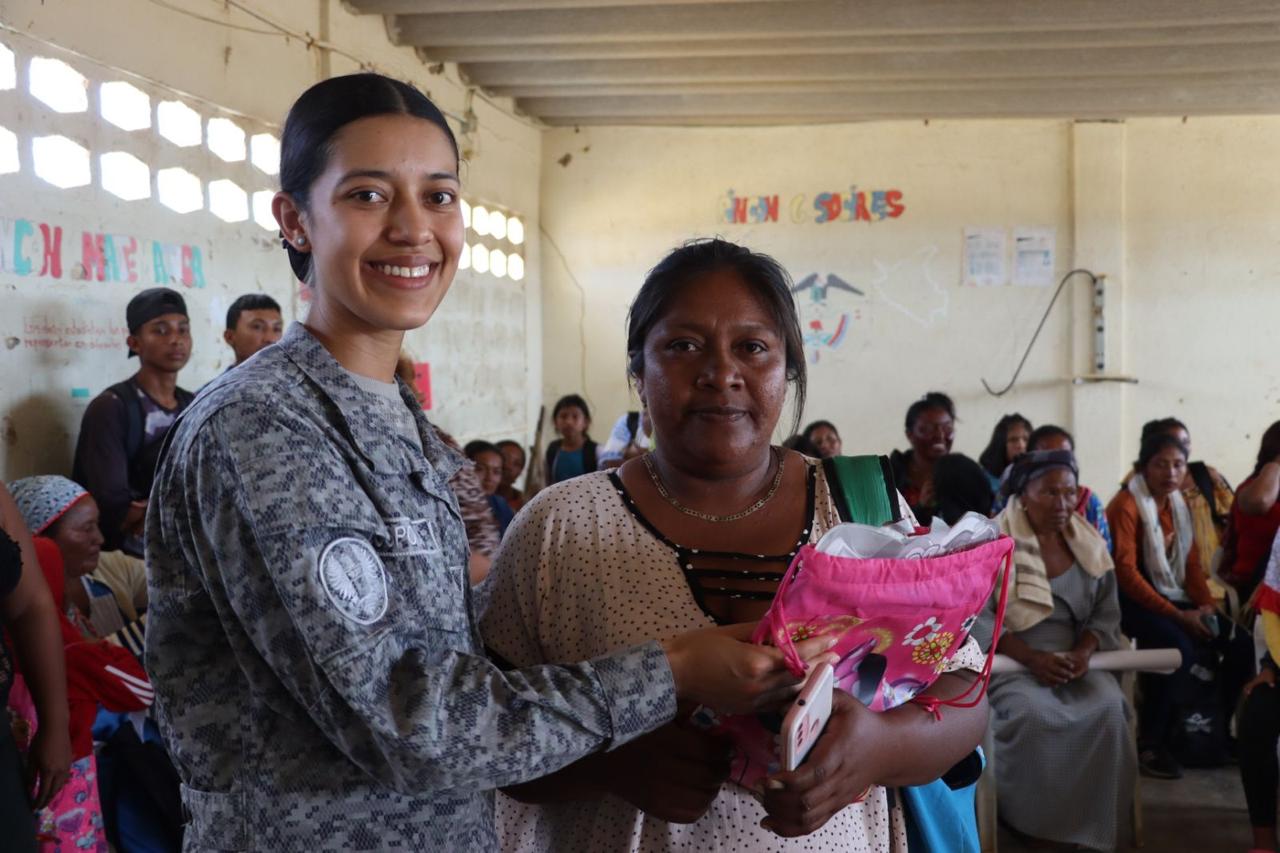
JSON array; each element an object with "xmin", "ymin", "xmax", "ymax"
[{"xmin": 780, "ymin": 662, "xmax": 834, "ymax": 771}]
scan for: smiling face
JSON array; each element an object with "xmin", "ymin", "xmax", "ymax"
[
  {"xmin": 275, "ymin": 113, "xmax": 464, "ymax": 336},
  {"xmin": 908, "ymin": 406, "xmax": 955, "ymax": 462},
  {"xmin": 48, "ymin": 497, "xmax": 104, "ymax": 577},
  {"xmin": 128, "ymin": 312, "xmax": 191, "ymax": 373},
  {"xmin": 225, "ymin": 308, "xmax": 284, "ymax": 364},
  {"xmin": 635, "ymin": 267, "xmax": 787, "ymax": 475}
]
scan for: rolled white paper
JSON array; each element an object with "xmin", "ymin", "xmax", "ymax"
[{"xmin": 991, "ymin": 648, "xmax": 1182, "ymax": 675}]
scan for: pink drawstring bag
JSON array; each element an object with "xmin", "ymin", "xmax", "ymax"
[{"xmin": 697, "ymin": 534, "xmax": 1014, "ymax": 789}]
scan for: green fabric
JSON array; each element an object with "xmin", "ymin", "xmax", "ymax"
[{"xmin": 824, "ymin": 455, "xmax": 896, "ymax": 526}]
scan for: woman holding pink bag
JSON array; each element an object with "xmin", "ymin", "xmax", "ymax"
[{"xmin": 482, "ymin": 238, "xmax": 989, "ymax": 852}]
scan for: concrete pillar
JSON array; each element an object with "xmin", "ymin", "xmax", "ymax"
[{"xmin": 1069, "ymin": 120, "xmax": 1129, "ymax": 487}]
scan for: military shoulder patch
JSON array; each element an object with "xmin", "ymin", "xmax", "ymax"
[{"xmin": 318, "ymin": 537, "xmax": 389, "ymax": 625}]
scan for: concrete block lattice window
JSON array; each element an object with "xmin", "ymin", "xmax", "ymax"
[
  {"xmin": 100, "ymin": 151, "xmax": 150, "ymax": 201},
  {"xmin": 157, "ymin": 167, "xmax": 203, "ymax": 214},
  {"xmin": 99, "ymin": 81, "xmax": 151, "ymax": 132},
  {"xmin": 0, "ymin": 126, "xmax": 19, "ymax": 175},
  {"xmin": 462, "ymin": 199, "xmax": 525, "ymax": 282},
  {"xmin": 157, "ymin": 100, "xmax": 202, "ymax": 147},
  {"xmin": 208, "ymin": 179, "xmax": 248, "ymax": 223},
  {"xmin": 32, "ymin": 135, "xmax": 90, "ymax": 188},
  {"xmin": 0, "ymin": 43, "xmax": 15, "ymax": 90},
  {"xmin": 28, "ymin": 57, "xmax": 88, "ymax": 113},
  {"xmin": 207, "ymin": 117, "xmax": 245, "ymax": 162},
  {"xmin": 252, "ymin": 190, "xmax": 275, "ymax": 231},
  {"xmin": 249, "ymin": 133, "xmax": 279, "ymax": 174}
]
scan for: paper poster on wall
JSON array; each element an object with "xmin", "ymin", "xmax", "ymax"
[
  {"xmin": 962, "ymin": 227, "xmax": 1007, "ymax": 286},
  {"xmin": 413, "ymin": 362, "xmax": 432, "ymax": 410},
  {"xmin": 1013, "ymin": 227, "xmax": 1056, "ymax": 287}
]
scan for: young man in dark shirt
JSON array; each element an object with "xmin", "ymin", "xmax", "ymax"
[
  {"xmin": 72, "ymin": 288, "xmax": 193, "ymax": 556},
  {"xmin": 223, "ymin": 293, "xmax": 284, "ymax": 368}
]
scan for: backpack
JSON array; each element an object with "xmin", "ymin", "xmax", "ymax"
[
  {"xmin": 1188, "ymin": 461, "xmax": 1228, "ymax": 528},
  {"xmin": 1170, "ymin": 641, "xmax": 1231, "ymax": 768},
  {"xmin": 106, "ymin": 379, "xmax": 194, "ymax": 499},
  {"xmin": 822, "ymin": 455, "xmax": 982, "ymax": 853}
]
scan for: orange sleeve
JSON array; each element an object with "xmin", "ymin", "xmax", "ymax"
[
  {"xmin": 1106, "ymin": 490, "xmax": 1179, "ymax": 618},
  {"xmin": 1183, "ymin": 531, "xmax": 1215, "ymax": 607}
]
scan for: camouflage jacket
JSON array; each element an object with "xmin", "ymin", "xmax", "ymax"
[{"xmin": 145, "ymin": 323, "xmax": 676, "ymax": 851}]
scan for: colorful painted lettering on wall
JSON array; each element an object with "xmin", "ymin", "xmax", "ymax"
[
  {"xmin": 792, "ymin": 273, "xmax": 864, "ymax": 363},
  {"xmin": 719, "ymin": 187, "xmax": 905, "ymax": 226},
  {"xmin": 0, "ymin": 217, "xmax": 208, "ymax": 288}
]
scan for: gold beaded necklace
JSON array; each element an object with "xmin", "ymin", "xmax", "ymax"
[{"xmin": 642, "ymin": 447, "xmax": 784, "ymax": 523}]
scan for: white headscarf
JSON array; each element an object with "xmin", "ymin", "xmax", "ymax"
[{"xmin": 1127, "ymin": 473, "xmax": 1193, "ymax": 602}]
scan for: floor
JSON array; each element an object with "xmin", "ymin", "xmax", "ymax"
[{"xmin": 996, "ymin": 765, "xmax": 1254, "ymax": 852}]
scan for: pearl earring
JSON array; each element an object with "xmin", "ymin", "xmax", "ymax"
[{"xmin": 296, "ymin": 235, "xmax": 307, "ymax": 247}]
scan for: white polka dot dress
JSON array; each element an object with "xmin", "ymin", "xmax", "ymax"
[{"xmin": 481, "ymin": 462, "xmax": 982, "ymax": 853}]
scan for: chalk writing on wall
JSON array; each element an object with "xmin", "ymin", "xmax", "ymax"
[
  {"xmin": 870, "ymin": 247, "xmax": 948, "ymax": 328},
  {"xmin": 720, "ymin": 187, "xmax": 905, "ymax": 226},
  {"xmin": 0, "ymin": 217, "xmax": 208, "ymax": 288},
  {"xmin": 22, "ymin": 315, "xmax": 129, "ymax": 352},
  {"xmin": 793, "ymin": 273, "xmax": 864, "ymax": 363}
]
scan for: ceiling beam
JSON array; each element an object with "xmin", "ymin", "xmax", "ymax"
[
  {"xmin": 487, "ymin": 69, "xmax": 1280, "ymax": 100},
  {"xmin": 388, "ymin": 0, "xmax": 1280, "ymax": 46},
  {"xmin": 524, "ymin": 83, "xmax": 1280, "ymax": 123},
  {"xmin": 460, "ymin": 43, "xmax": 1280, "ymax": 87},
  {"xmin": 345, "ymin": 0, "xmax": 770, "ymax": 12},
  {"xmin": 409, "ymin": 23, "xmax": 1280, "ymax": 63}
]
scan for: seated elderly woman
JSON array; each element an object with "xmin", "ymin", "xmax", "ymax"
[
  {"xmin": 1024, "ymin": 425, "xmax": 1112, "ymax": 549},
  {"xmin": 974, "ymin": 451, "xmax": 1133, "ymax": 852},
  {"xmin": 482, "ymin": 238, "xmax": 989, "ymax": 853}
]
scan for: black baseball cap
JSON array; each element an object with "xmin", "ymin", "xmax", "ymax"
[{"xmin": 126, "ymin": 287, "xmax": 188, "ymax": 358}]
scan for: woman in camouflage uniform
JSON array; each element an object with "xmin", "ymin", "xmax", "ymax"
[{"xmin": 144, "ymin": 74, "xmax": 828, "ymax": 852}]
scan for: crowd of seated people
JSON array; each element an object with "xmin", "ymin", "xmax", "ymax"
[{"xmin": 3, "ymin": 243, "xmax": 1274, "ymax": 852}]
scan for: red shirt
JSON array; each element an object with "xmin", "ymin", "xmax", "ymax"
[{"xmin": 1227, "ymin": 474, "xmax": 1280, "ymax": 587}]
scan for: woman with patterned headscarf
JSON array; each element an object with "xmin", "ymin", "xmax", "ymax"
[
  {"xmin": 5, "ymin": 476, "xmax": 155, "ymax": 852},
  {"xmin": 974, "ymin": 450, "xmax": 1133, "ymax": 852}
]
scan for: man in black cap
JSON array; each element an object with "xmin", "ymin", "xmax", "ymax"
[{"xmin": 72, "ymin": 287, "xmax": 194, "ymax": 555}]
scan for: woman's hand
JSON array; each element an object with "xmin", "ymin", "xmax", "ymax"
[
  {"xmin": 1175, "ymin": 609, "xmax": 1213, "ymax": 641},
  {"xmin": 1057, "ymin": 649, "xmax": 1091, "ymax": 681},
  {"xmin": 604, "ymin": 720, "xmax": 731, "ymax": 824},
  {"xmin": 26, "ymin": 725, "xmax": 71, "ymax": 810},
  {"xmin": 1244, "ymin": 667, "xmax": 1276, "ymax": 699},
  {"xmin": 1026, "ymin": 650, "xmax": 1076, "ymax": 686},
  {"xmin": 756, "ymin": 690, "xmax": 877, "ymax": 837},
  {"xmin": 662, "ymin": 624, "xmax": 838, "ymax": 715}
]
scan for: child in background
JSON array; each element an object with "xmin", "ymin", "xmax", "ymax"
[
  {"xmin": 495, "ymin": 441, "xmax": 528, "ymax": 511},
  {"xmin": 465, "ymin": 441, "xmax": 515, "ymax": 537},
  {"xmin": 544, "ymin": 395, "xmax": 597, "ymax": 485}
]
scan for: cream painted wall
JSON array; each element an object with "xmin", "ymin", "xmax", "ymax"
[
  {"xmin": 539, "ymin": 120, "xmax": 1076, "ymax": 473},
  {"xmin": 0, "ymin": 0, "xmax": 543, "ymax": 479},
  {"xmin": 539, "ymin": 117, "xmax": 1280, "ymax": 491}
]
